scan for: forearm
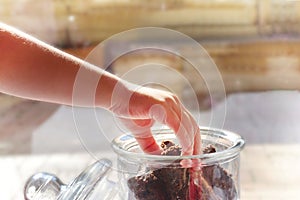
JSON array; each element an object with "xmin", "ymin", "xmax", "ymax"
[{"xmin": 0, "ymin": 23, "xmax": 120, "ymax": 108}]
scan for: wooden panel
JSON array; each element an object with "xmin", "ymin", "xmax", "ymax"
[{"xmin": 63, "ymin": 40, "xmax": 300, "ymax": 95}]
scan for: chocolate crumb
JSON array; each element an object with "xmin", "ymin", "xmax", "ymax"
[
  {"xmin": 161, "ymin": 140, "xmax": 175, "ymax": 149},
  {"xmin": 161, "ymin": 140, "xmax": 182, "ymax": 156},
  {"xmin": 203, "ymin": 145, "xmax": 217, "ymax": 154}
]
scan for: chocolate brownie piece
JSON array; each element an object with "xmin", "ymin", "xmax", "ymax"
[
  {"xmin": 127, "ymin": 173, "xmax": 166, "ymax": 200},
  {"xmin": 153, "ymin": 167, "xmax": 190, "ymax": 199},
  {"xmin": 201, "ymin": 144, "xmax": 237, "ymax": 199},
  {"xmin": 202, "ymin": 165, "xmax": 236, "ymax": 199},
  {"xmin": 128, "ymin": 167, "xmax": 190, "ymax": 200}
]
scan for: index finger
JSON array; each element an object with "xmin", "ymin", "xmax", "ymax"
[{"xmin": 151, "ymin": 106, "xmax": 195, "ymax": 156}]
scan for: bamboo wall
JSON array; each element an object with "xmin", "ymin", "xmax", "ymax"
[
  {"xmin": 1, "ymin": 0, "xmax": 300, "ymax": 106},
  {"xmin": 1, "ymin": 0, "xmax": 300, "ymax": 46}
]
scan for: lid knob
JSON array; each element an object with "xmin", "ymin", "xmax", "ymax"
[{"xmin": 24, "ymin": 172, "xmax": 65, "ymax": 200}]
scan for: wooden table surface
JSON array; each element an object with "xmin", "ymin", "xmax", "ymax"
[{"xmin": 1, "ymin": 144, "xmax": 299, "ymax": 200}]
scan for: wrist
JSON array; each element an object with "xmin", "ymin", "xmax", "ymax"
[
  {"xmin": 106, "ymin": 79, "xmax": 137, "ymax": 116},
  {"xmin": 94, "ymin": 71, "xmax": 123, "ymax": 109}
]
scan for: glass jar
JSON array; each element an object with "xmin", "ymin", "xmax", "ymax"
[
  {"xmin": 111, "ymin": 127, "xmax": 245, "ymax": 200},
  {"xmin": 24, "ymin": 127, "xmax": 244, "ymax": 200}
]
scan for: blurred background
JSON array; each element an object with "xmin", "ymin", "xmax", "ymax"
[{"xmin": 1, "ymin": 0, "xmax": 300, "ymax": 199}]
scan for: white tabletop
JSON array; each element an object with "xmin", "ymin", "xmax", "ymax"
[{"xmin": 1, "ymin": 145, "xmax": 300, "ymax": 200}]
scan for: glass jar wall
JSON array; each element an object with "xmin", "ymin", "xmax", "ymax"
[{"xmin": 111, "ymin": 127, "xmax": 245, "ymax": 200}]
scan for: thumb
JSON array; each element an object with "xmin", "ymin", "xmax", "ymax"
[{"xmin": 118, "ymin": 117, "xmax": 162, "ymax": 154}]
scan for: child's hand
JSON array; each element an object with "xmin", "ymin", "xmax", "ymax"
[{"xmin": 110, "ymin": 83, "xmax": 201, "ymax": 155}]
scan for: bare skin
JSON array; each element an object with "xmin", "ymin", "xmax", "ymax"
[{"xmin": 0, "ymin": 23, "xmax": 201, "ymax": 155}]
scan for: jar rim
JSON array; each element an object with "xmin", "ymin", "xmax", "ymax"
[{"xmin": 111, "ymin": 126, "xmax": 245, "ymax": 164}]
